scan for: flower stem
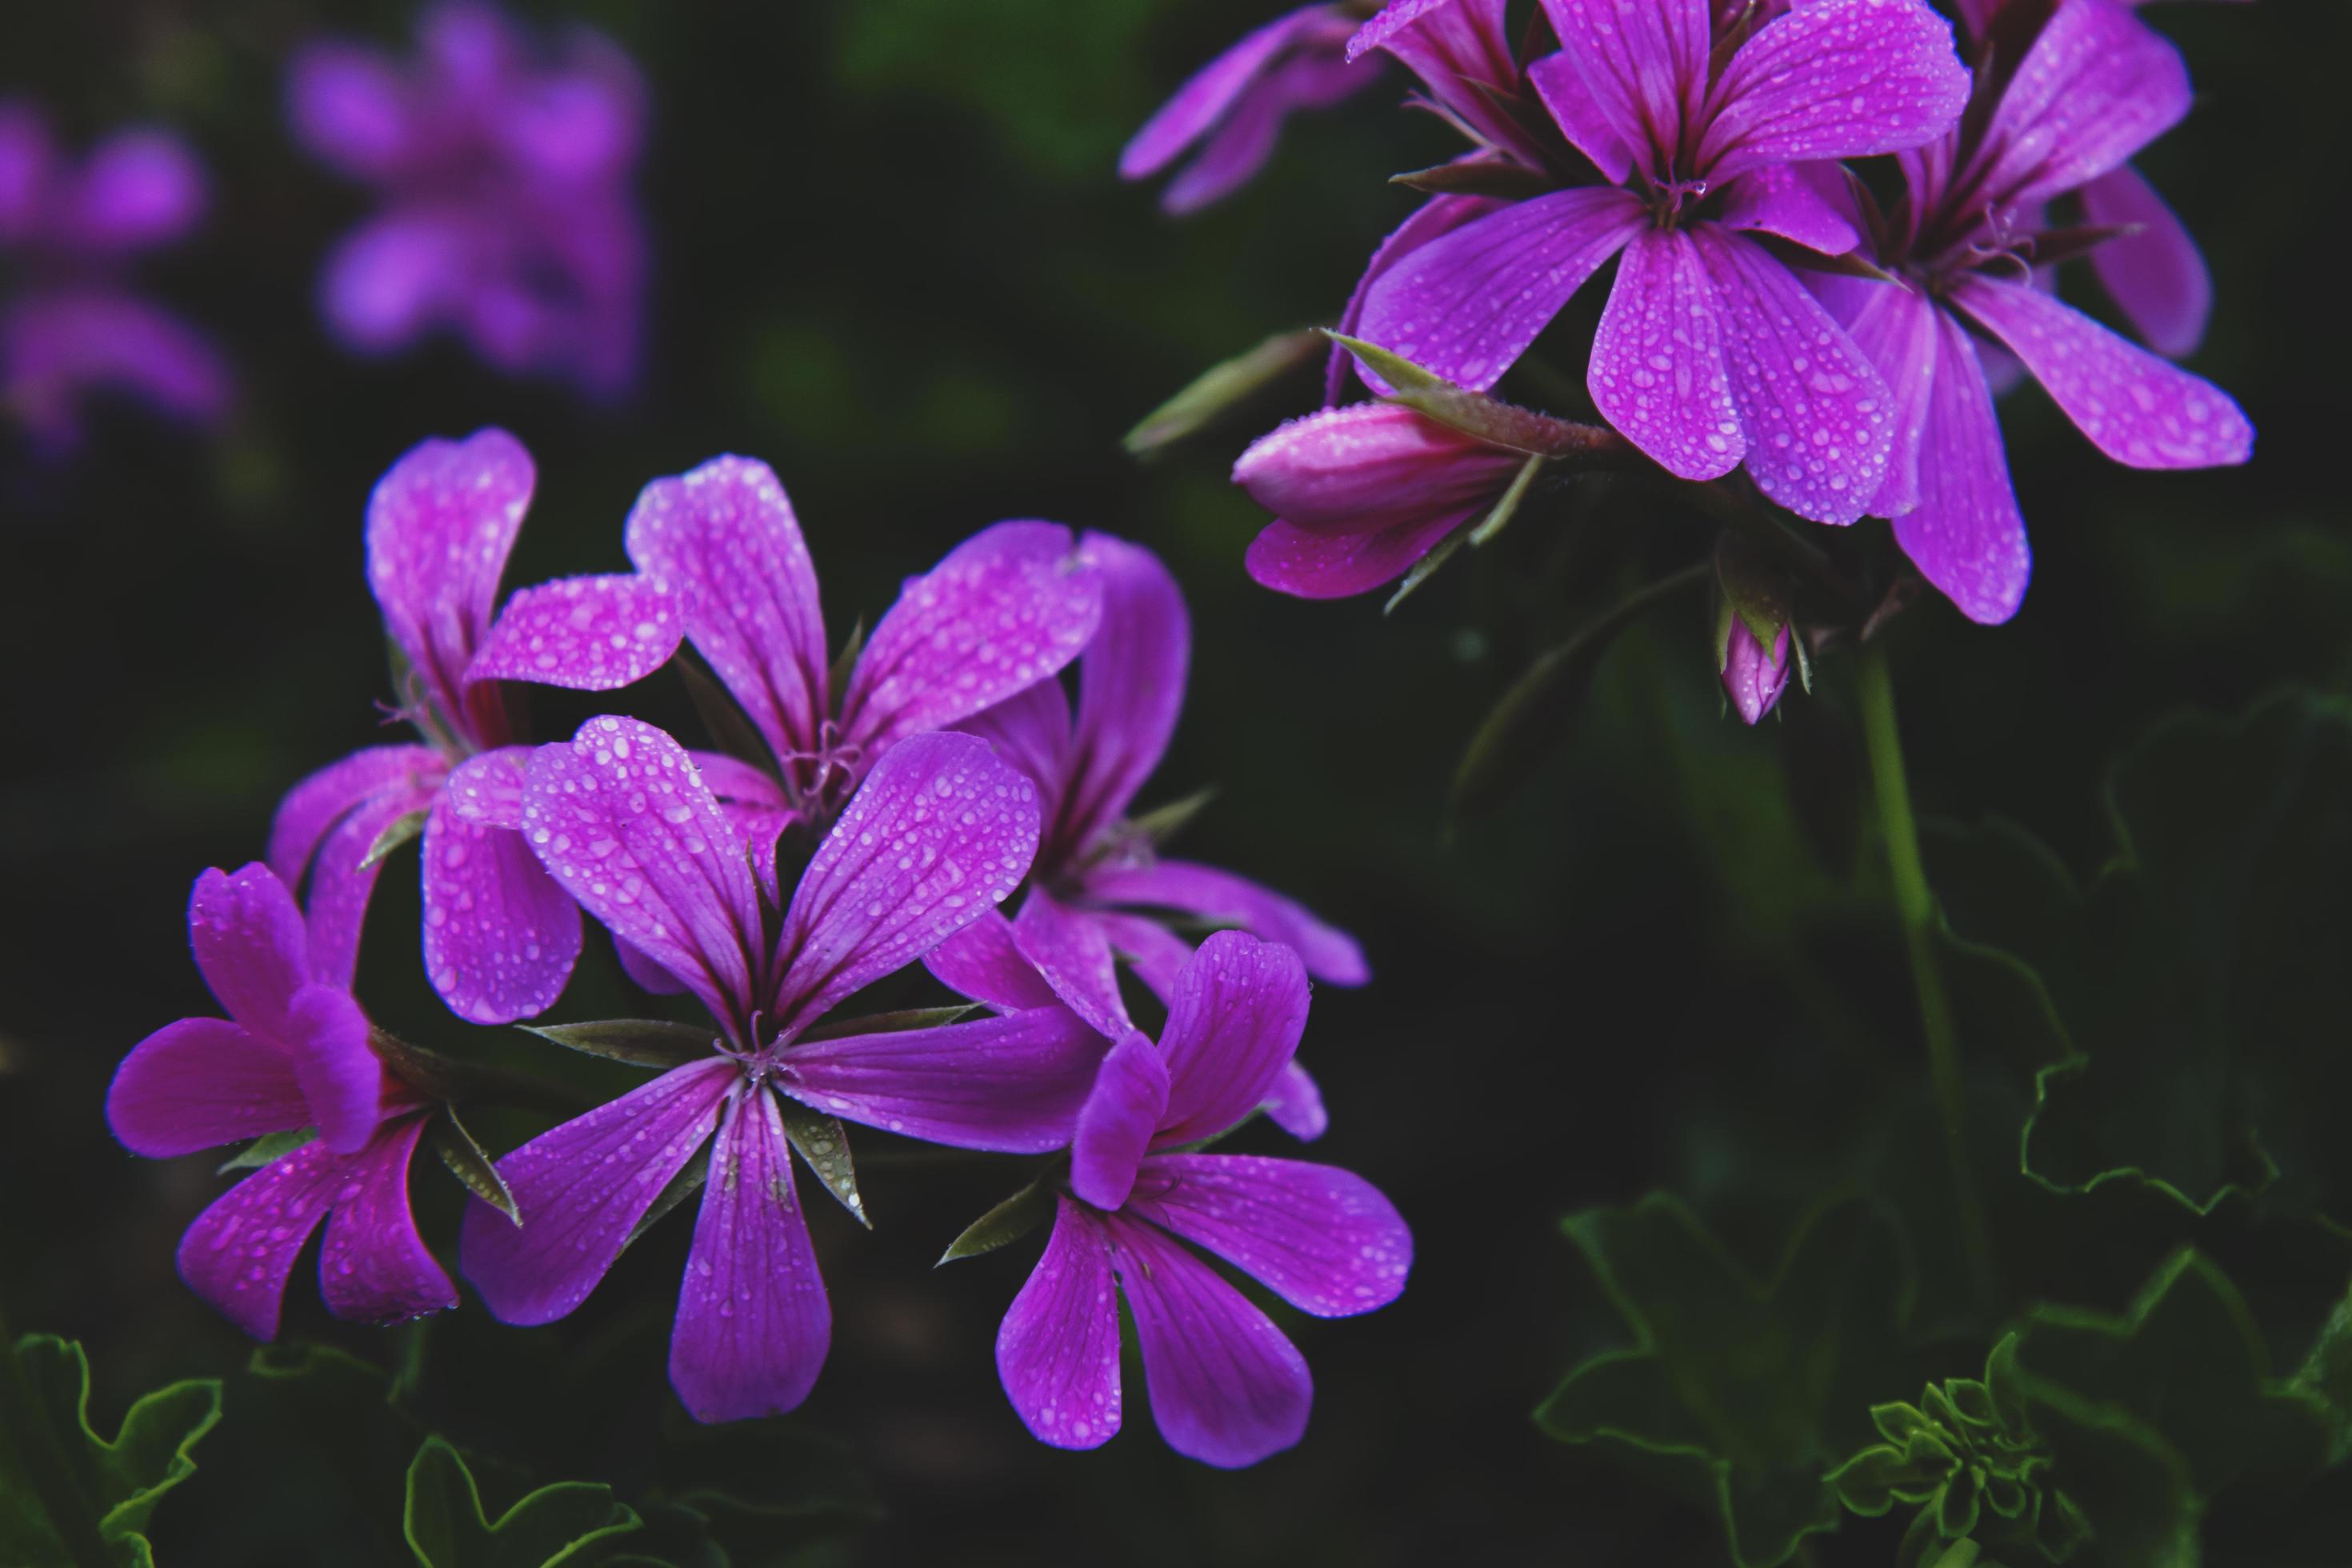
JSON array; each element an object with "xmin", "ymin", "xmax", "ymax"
[
  {"xmin": 1855, "ymin": 642, "xmax": 1997, "ymax": 1306},
  {"xmin": 0, "ymin": 1300, "xmax": 112, "ymax": 1568}
]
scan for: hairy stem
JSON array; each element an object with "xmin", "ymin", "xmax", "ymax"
[{"xmin": 1856, "ymin": 644, "xmax": 1997, "ymax": 1306}]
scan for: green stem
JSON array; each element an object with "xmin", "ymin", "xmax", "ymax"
[
  {"xmin": 0, "ymin": 1302, "xmax": 112, "ymax": 1568},
  {"xmin": 1856, "ymin": 643, "xmax": 1997, "ymax": 1306}
]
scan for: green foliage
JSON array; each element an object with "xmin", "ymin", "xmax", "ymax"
[
  {"xmin": 402, "ymin": 1438, "xmax": 639, "ymax": 1568},
  {"xmin": 1536, "ymin": 1194, "xmax": 1913, "ymax": 1567},
  {"xmin": 938, "ymin": 1177, "xmax": 1056, "ymax": 1265},
  {"xmin": 1122, "ymin": 329, "xmax": 1325, "ymax": 458},
  {"xmin": 520, "ymin": 1021, "xmax": 715, "ymax": 1070},
  {"xmin": 0, "ymin": 1334, "xmax": 221, "ymax": 1567}
]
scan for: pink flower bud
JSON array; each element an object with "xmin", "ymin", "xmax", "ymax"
[{"xmin": 1721, "ymin": 617, "xmax": 1793, "ymax": 726}]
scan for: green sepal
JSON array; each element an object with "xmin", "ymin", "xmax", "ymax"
[
  {"xmin": 1383, "ymin": 527, "xmax": 1471, "ymax": 615},
  {"xmin": 402, "ymin": 1435, "xmax": 641, "ymax": 1568},
  {"xmin": 218, "ymin": 1126, "xmax": 317, "ymax": 1174},
  {"xmin": 1388, "ymin": 160, "xmax": 1558, "ymax": 199},
  {"xmin": 778, "ymin": 1102, "xmax": 868, "ymax": 1230},
  {"xmin": 521, "ymin": 1019, "xmax": 714, "ymax": 1070},
  {"xmin": 1714, "ymin": 529, "xmax": 1794, "ymax": 654},
  {"xmin": 938, "ymin": 1178, "xmax": 1056, "ymax": 1266},
  {"xmin": 678, "ymin": 655, "xmax": 775, "ymax": 775},
  {"xmin": 1322, "ymin": 332, "xmax": 1630, "ymax": 461},
  {"xmin": 362, "ymin": 807, "xmax": 431, "ymax": 870},
  {"xmin": 797, "ymin": 1003, "xmax": 982, "ymax": 1044},
  {"xmin": 625, "ymin": 1146, "xmax": 712, "ymax": 1251},
  {"xmin": 433, "ymin": 1106, "xmax": 518, "ymax": 1225},
  {"xmin": 1122, "ymin": 328, "xmax": 1326, "ymax": 458},
  {"xmin": 826, "ymin": 618, "xmax": 866, "ymax": 708},
  {"xmin": 1466, "ymin": 451, "xmax": 1547, "ymax": 548},
  {"xmin": 1123, "ymin": 786, "xmax": 1216, "ymax": 850}
]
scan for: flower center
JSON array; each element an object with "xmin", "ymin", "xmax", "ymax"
[{"xmin": 778, "ymin": 721, "xmax": 864, "ymax": 818}]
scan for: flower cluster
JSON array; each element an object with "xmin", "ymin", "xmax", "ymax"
[{"xmin": 107, "ymin": 428, "xmax": 1408, "ymax": 1468}]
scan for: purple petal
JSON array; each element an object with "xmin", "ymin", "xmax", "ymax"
[
  {"xmin": 286, "ymin": 41, "xmax": 416, "ymax": 181},
  {"xmin": 1153, "ymin": 931, "xmax": 1311, "ymax": 1146},
  {"xmin": 1950, "ymin": 274, "xmax": 2251, "ymax": 470},
  {"xmin": 1971, "ymin": 0, "xmax": 2190, "ymax": 207},
  {"xmin": 365, "ymin": 428, "xmax": 534, "ymax": 726},
  {"xmin": 2081, "ymin": 163, "xmax": 2211, "ymax": 360},
  {"xmin": 318, "ymin": 1114, "xmax": 457, "ymax": 1326},
  {"xmin": 522, "ymin": 718, "xmax": 762, "ymax": 1031},
  {"xmin": 188, "ymin": 864, "xmax": 313, "ymax": 1042},
  {"xmin": 1698, "ymin": 0, "xmax": 1969, "ymax": 181},
  {"xmin": 1262, "ymin": 1061, "xmax": 1330, "ymax": 1142},
  {"xmin": 997, "ymin": 1198, "xmax": 1122, "ymax": 1450},
  {"xmin": 770, "ymin": 733, "xmax": 1041, "ymax": 1038},
  {"xmin": 616, "ymin": 934, "xmax": 691, "ymax": 996},
  {"xmin": 65, "ymin": 130, "xmax": 206, "ymax": 254},
  {"xmin": 464, "ymin": 574, "xmax": 684, "ymax": 693},
  {"xmin": 922, "ymin": 908, "xmax": 1063, "ymax": 1013},
  {"xmin": 1157, "ymin": 63, "xmax": 1297, "ymax": 215},
  {"xmin": 1063, "ymin": 534, "xmax": 1189, "ymax": 845},
  {"xmin": 1071, "ymin": 1031, "xmax": 1171, "ymax": 1210},
  {"xmin": 692, "ymin": 750, "xmax": 798, "ymax": 908},
  {"xmin": 1526, "ymin": 51, "xmax": 1634, "ymax": 184},
  {"xmin": 107, "ymin": 1018, "xmax": 308, "ymax": 1158},
  {"xmin": 0, "ymin": 102, "xmax": 53, "ymax": 243},
  {"xmin": 1537, "ymin": 0, "xmax": 1714, "ymax": 165},
  {"xmin": 1129, "ymin": 1154, "xmax": 1410, "ymax": 1316},
  {"xmin": 1691, "ymin": 225, "xmax": 1891, "ymax": 525},
  {"xmin": 0, "ymin": 290, "xmax": 232, "ymax": 439},
  {"xmin": 958, "ymin": 680, "xmax": 1073, "ymax": 838},
  {"xmin": 1244, "ymin": 512, "xmax": 1478, "ymax": 599},
  {"xmin": 318, "ymin": 210, "xmax": 468, "ymax": 353},
  {"xmin": 1717, "ymin": 163, "xmax": 1862, "ymax": 257},
  {"xmin": 1837, "ymin": 278, "xmax": 1941, "ymax": 518},
  {"xmin": 1588, "ymin": 226, "xmax": 1742, "ymax": 482},
  {"xmin": 670, "ymin": 1087, "xmax": 830, "ymax": 1422},
  {"xmin": 1329, "ymin": 190, "xmax": 1507, "ymax": 402},
  {"xmin": 1361, "ymin": 0, "xmax": 1546, "ymax": 167},
  {"xmin": 461, "ymin": 1058, "xmax": 734, "ymax": 1326},
  {"xmin": 1087, "ymin": 858, "xmax": 1370, "ymax": 987},
  {"xmin": 840, "ymin": 522, "xmax": 1102, "ymax": 754},
  {"xmin": 1094, "ymin": 912, "xmax": 1200, "ymax": 1002},
  {"xmin": 623, "ymin": 456, "xmax": 830, "ymax": 766},
  {"xmin": 302, "ymin": 774, "xmax": 442, "ymax": 992},
  {"xmin": 422, "ymin": 781, "xmax": 582, "ymax": 1026},
  {"xmin": 1356, "ymin": 186, "xmax": 1645, "ymax": 391},
  {"xmin": 1722, "ymin": 619, "xmax": 1794, "ymax": 726},
  {"xmin": 1234, "ymin": 403, "xmax": 1523, "ymax": 536},
  {"xmin": 1014, "ymin": 890, "xmax": 1131, "ymax": 1038},
  {"xmin": 282, "ymin": 982, "xmax": 382, "ymax": 1154},
  {"xmin": 177, "ymin": 1138, "xmax": 345, "ymax": 1339},
  {"xmin": 1121, "ymin": 6, "xmax": 1332, "ymax": 180},
  {"xmin": 1105, "ymin": 1213, "xmax": 1313, "ymax": 1468},
  {"xmin": 269, "ymin": 746, "xmax": 445, "ymax": 893},
  {"xmin": 782, "ymin": 1006, "xmax": 1108, "ymax": 1154},
  {"xmin": 1894, "ymin": 308, "xmax": 2030, "ymax": 625}
]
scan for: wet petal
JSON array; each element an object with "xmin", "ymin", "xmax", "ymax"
[
  {"xmin": 1698, "ymin": 0, "xmax": 1969, "ymax": 180},
  {"xmin": 922, "ymin": 907, "xmax": 1063, "ymax": 1014},
  {"xmin": 958, "ymin": 680, "xmax": 1073, "ymax": 838},
  {"xmin": 107, "ymin": 1018, "xmax": 307, "ymax": 1158},
  {"xmin": 1328, "ymin": 188, "xmax": 1508, "ymax": 402},
  {"xmin": 465, "ymin": 573, "xmax": 684, "ymax": 693},
  {"xmin": 997, "ymin": 1198, "xmax": 1122, "ymax": 1450},
  {"xmin": 1014, "ymin": 889, "xmax": 1132, "ymax": 1038},
  {"xmin": 1088, "ymin": 858, "xmax": 1369, "ymax": 986},
  {"xmin": 1536, "ymin": 0, "xmax": 1713, "ymax": 162},
  {"xmin": 1836, "ymin": 278, "xmax": 1941, "ymax": 518},
  {"xmin": 692, "ymin": 750, "xmax": 798, "ymax": 908},
  {"xmin": 1121, "ymin": 6, "xmax": 1332, "ymax": 180},
  {"xmin": 176, "ymin": 1139, "xmax": 345, "ymax": 1339},
  {"xmin": 269, "ymin": 746, "xmax": 445, "ymax": 892},
  {"xmin": 1071, "ymin": 1031, "xmax": 1170, "ymax": 1210},
  {"xmin": 1262, "ymin": 1061, "xmax": 1330, "ymax": 1142},
  {"xmin": 1589, "ymin": 226, "xmax": 1741, "ymax": 482},
  {"xmin": 1363, "ymin": 0, "xmax": 1547, "ymax": 166},
  {"xmin": 1893, "ymin": 309, "xmax": 2030, "ymax": 625},
  {"xmin": 1130, "ymin": 1154, "xmax": 1410, "ymax": 1316},
  {"xmin": 1243, "ymin": 511, "xmax": 1478, "ymax": 599},
  {"xmin": 188, "ymin": 864, "xmax": 313, "ymax": 1042},
  {"xmin": 302, "ymin": 776, "xmax": 442, "ymax": 993},
  {"xmin": 422, "ymin": 788, "xmax": 582, "ymax": 1026},
  {"xmin": 1717, "ymin": 163, "xmax": 1862, "ymax": 257},
  {"xmin": 282, "ymin": 982, "xmax": 382, "ymax": 1154},
  {"xmin": 365, "ymin": 428, "xmax": 534, "ymax": 723},
  {"xmin": 318, "ymin": 1114, "xmax": 456, "ymax": 1326},
  {"xmin": 1234, "ymin": 403, "xmax": 1522, "ymax": 535},
  {"xmin": 1094, "ymin": 911, "xmax": 1200, "ymax": 1002},
  {"xmin": 1153, "ymin": 932, "xmax": 1311, "ymax": 1146},
  {"xmin": 1064, "ymin": 534, "xmax": 1190, "ymax": 846},
  {"xmin": 2081, "ymin": 162, "xmax": 2211, "ymax": 360},
  {"xmin": 1971, "ymin": 0, "xmax": 2190, "ymax": 208},
  {"xmin": 783, "ymin": 1006, "xmax": 1107, "ymax": 1154}
]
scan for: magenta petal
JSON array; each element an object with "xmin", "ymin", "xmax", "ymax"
[
  {"xmin": 1722, "ymin": 619, "xmax": 1794, "ymax": 726},
  {"xmin": 1698, "ymin": 0, "xmax": 1969, "ymax": 180},
  {"xmin": 616, "ymin": 934, "xmax": 691, "ymax": 996},
  {"xmin": 1973, "ymin": 0, "xmax": 2190, "ymax": 208},
  {"xmin": 523, "ymin": 718, "xmax": 762, "ymax": 1030},
  {"xmin": 461, "ymin": 1058, "xmax": 734, "ymax": 1326},
  {"xmin": 108, "ymin": 1018, "xmax": 308, "ymax": 1158},
  {"xmin": 287, "ymin": 41, "xmax": 415, "ymax": 180},
  {"xmin": 841, "ymin": 522, "xmax": 1102, "ymax": 754},
  {"xmin": 421, "ymin": 787, "xmax": 582, "ymax": 1026},
  {"xmin": 1894, "ymin": 310, "xmax": 2030, "ymax": 626},
  {"xmin": 269, "ymin": 746, "xmax": 445, "ymax": 893},
  {"xmin": 1328, "ymin": 189, "xmax": 1507, "ymax": 402},
  {"xmin": 189, "ymin": 864, "xmax": 314, "ymax": 1042},
  {"xmin": 1064, "ymin": 534, "xmax": 1189, "ymax": 844},
  {"xmin": 0, "ymin": 103, "xmax": 52, "ymax": 243},
  {"xmin": 692, "ymin": 750, "xmax": 798, "ymax": 908},
  {"xmin": 1538, "ymin": 0, "xmax": 1713, "ymax": 163},
  {"xmin": 318, "ymin": 1114, "xmax": 456, "ymax": 1326},
  {"xmin": 1, "ymin": 290, "xmax": 230, "ymax": 440},
  {"xmin": 1071, "ymin": 1031, "xmax": 1171, "ymax": 1210},
  {"xmin": 1950, "ymin": 276, "xmax": 2251, "ymax": 470},
  {"xmin": 1130, "ymin": 1154, "xmax": 1410, "ymax": 1317},
  {"xmin": 998, "ymin": 1198, "xmax": 1122, "ymax": 1451},
  {"xmin": 1244, "ymin": 512, "xmax": 1475, "ymax": 599},
  {"xmin": 1158, "ymin": 66, "xmax": 1296, "ymax": 215},
  {"xmin": 1717, "ymin": 163, "xmax": 1862, "ymax": 257},
  {"xmin": 282, "ymin": 982, "xmax": 382, "ymax": 1154},
  {"xmin": 1152, "ymin": 931, "xmax": 1311, "ymax": 1146},
  {"xmin": 1262, "ymin": 1061, "xmax": 1329, "ymax": 1142},
  {"xmin": 1121, "ymin": 6, "xmax": 1326, "ymax": 179},
  {"xmin": 67, "ymin": 130, "xmax": 206, "ymax": 254},
  {"xmin": 782, "ymin": 1006, "xmax": 1108, "ymax": 1154},
  {"xmin": 771, "ymin": 733, "xmax": 1041, "ymax": 1037},
  {"xmin": 1363, "ymin": 0, "xmax": 1544, "ymax": 166},
  {"xmin": 922, "ymin": 908, "xmax": 1063, "ymax": 1014},
  {"xmin": 623, "ymin": 456, "xmax": 830, "ymax": 763},
  {"xmin": 1014, "ymin": 890, "xmax": 1131, "ymax": 1038},
  {"xmin": 1589, "ymin": 226, "xmax": 1741, "ymax": 482},
  {"xmin": 1526, "ymin": 52, "xmax": 1634, "ymax": 185},
  {"xmin": 177, "ymin": 1139, "xmax": 345, "ymax": 1339},
  {"xmin": 1234, "ymin": 403, "xmax": 1522, "ymax": 534},
  {"xmin": 2081, "ymin": 162, "xmax": 2211, "ymax": 360},
  {"xmin": 958, "ymin": 680, "xmax": 1073, "ymax": 835},
  {"xmin": 1087, "ymin": 858, "xmax": 1370, "ymax": 987},
  {"xmin": 302, "ymin": 777, "xmax": 441, "ymax": 993},
  {"xmin": 1838, "ymin": 278, "xmax": 1942, "ymax": 518},
  {"xmin": 1692, "ymin": 226, "xmax": 1891, "ymax": 525},
  {"xmin": 1106, "ymin": 1214, "xmax": 1313, "ymax": 1468},
  {"xmin": 464, "ymin": 574, "xmax": 684, "ymax": 693},
  {"xmin": 366, "ymin": 428, "xmax": 535, "ymax": 719},
  {"xmin": 1355, "ymin": 186, "xmax": 1645, "ymax": 391},
  {"xmin": 670, "ymin": 1088, "xmax": 830, "ymax": 1422},
  {"xmin": 321, "ymin": 211, "xmax": 467, "ymax": 353},
  {"xmin": 1094, "ymin": 912, "xmax": 1200, "ymax": 1003}
]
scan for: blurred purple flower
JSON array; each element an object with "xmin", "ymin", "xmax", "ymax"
[
  {"xmin": 995, "ymin": 931, "xmax": 1409, "ymax": 1467},
  {"xmin": 1354, "ymin": 0, "xmax": 1972, "ymax": 523},
  {"xmin": 0, "ymin": 101, "xmax": 230, "ymax": 451},
  {"xmin": 287, "ymin": 2, "xmax": 648, "ymax": 394},
  {"xmin": 269, "ymin": 428, "xmax": 684, "ymax": 1025},
  {"xmin": 1822, "ymin": 0, "xmax": 2253, "ymax": 624},
  {"xmin": 1719, "ymin": 617, "xmax": 1793, "ymax": 725},
  {"xmin": 105, "ymin": 864, "xmax": 454, "ymax": 1338},
  {"xmin": 1121, "ymin": 4, "xmax": 1376, "ymax": 214},
  {"xmin": 459, "ymin": 719, "xmax": 1104, "ymax": 1422}
]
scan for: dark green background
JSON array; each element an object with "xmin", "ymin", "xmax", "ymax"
[{"xmin": 3, "ymin": 2, "xmax": 2346, "ymax": 1562}]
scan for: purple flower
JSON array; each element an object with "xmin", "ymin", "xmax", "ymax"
[
  {"xmin": 994, "ymin": 931, "xmax": 1410, "ymax": 1467},
  {"xmin": 460, "ymin": 719, "xmax": 1105, "ymax": 1422},
  {"xmin": 0, "ymin": 101, "xmax": 230, "ymax": 451},
  {"xmin": 287, "ymin": 3, "xmax": 648, "ymax": 395},
  {"xmin": 1720, "ymin": 617, "xmax": 1793, "ymax": 724},
  {"xmin": 1822, "ymin": 0, "xmax": 2253, "ymax": 623},
  {"xmin": 1354, "ymin": 0, "xmax": 1972, "ymax": 523},
  {"xmin": 1121, "ymin": 4, "xmax": 1375, "ymax": 214},
  {"xmin": 269, "ymin": 429, "xmax": 685, "ymax": 1024},
  {"xmin": 935, "ymin": 534, "xmax": 1366, "ymax": 1137},
  {"xmin": 105, "ymin": 864, "xmax": 455, "ymax": 1338},
  {"xmin": 1233, "ymin": 402, "xmax": 1528, "ymax": 597}
]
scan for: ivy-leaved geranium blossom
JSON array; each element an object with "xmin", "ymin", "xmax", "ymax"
[
  {"xmin": 287, "ymin": 2, "xmax": 647, "ymax": 394},
  {"xmin": 270, "ymin": 427, "xmax": 684, "ymax": 1024},
  {"xmin": 105, "ymin": 865, "xmax": 454, "ymax": 1338},
  {"xmin": 1821, "ymin": 0, "xmax": 2253, "ymax": 623},
  {"xmin": 994, "ymin": 931, "xmax": 1410, "ymax": 1467},
  {"xmin": 0, "ymin": 101, "xmax": 230, "ymax": 451},
  {"xmin": 461, "ymin": 720, "xmax": 1106, "ymax": 1423},
  {"xmin": 1355, "ymin": 0, "xmax": 1972, "ymax": 523}
]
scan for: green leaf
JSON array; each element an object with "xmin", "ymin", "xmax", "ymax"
[
  {"xmin": 434, "ymin": 1107, "xmax": 518, "ymax": 1224},
  {"xmin": 2005, "ymin": 1371, "xmax": 2196, "ymax": 1568},
  {"xmin": 2292, "ymin": 1272, "xmax": 2352, "ymax": 1464},
  {"xmin": 0, "ymin": 1334, "xmax": 222, "ymax": 1568},
  {"xmin": 778, "ymin": 1102, "xmax": 868, "ymax": 1229},
  {"xmin": 938, "ymin": 1178, "xmax": 1055, "ymax": 1265},
  {"xmin": 678, "ymin": 656, "xmax": 776, "ymax": 776},
  {"xmin": 1534, "ymin": 1194, "xmax": 1913, "ymax": 1568},
  {"xmin": 522, "ymin": 1019, "xmax": 714, "ymax": 1070},
  {"xmin": 1382, "ymin": 526, "xmax": 1472, "ymax": 615},
  {"xmin": 1466, "ymin": 452, "xmax": 1546, "ymax": 547},
  {"xmin": 402, "ymin": 1436, "xmax": 640, "ymax": 1568},
  {"xmin": 1388, "ymin": 160, "xmax": 1558, "ymax": 199},
  {"xmin": 217, "ymin": 1126, "xmax": 316, "ymax": 1174},
  {"xmin": 1121, "ymin": 328, "xmax": 1325, "ymax": 458},
  {"xmin": 1322, "ymin": 333, "xmax": 1632, "ymax": 461},
  {"xmin": 362, "ymin": 808, "xmax": 430, "ymax": 870},
  {"xmin": 626, "ymin": 1147, "xmax": 712, "ymax": 1251},
  {"xmin": 826, "ymin": 618, "xmax": 865, "ymax": 710},
  {"xmin": 1118, "ymin": 786, "xmax": 1215, "ymax": 851},
  {"xmin": 796, "ymin": 1003, "xmax": 982, "ymax": 1043}
]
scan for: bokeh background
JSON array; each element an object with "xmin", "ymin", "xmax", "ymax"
[{"xmin": 3, "ymin": 2, "xmax": 2347, "ymax": 1563}]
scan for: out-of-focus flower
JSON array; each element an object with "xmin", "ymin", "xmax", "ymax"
[
  {"xmin": 0, "ymin": 102, "xmax": 229, "ymax": 451},
  {"xmin": 287, "ymin": 3, "xmax": 647, "ymax": 394},
  {"xmin": 460, "ymin": 720, "xmax": 1104, "ymax": 1422},
  {"xmin": 269, "ymin": 428, "xmax": 684, "ymax": 1024},
  {"xmin": 1121, "ymin": 4, "xmax": 1376, "ymax": 214},
  {"xmin": 1719, "ymin": 616, "xmax": 1793, "ymax": 725},
  {"xmin": 994, "ymin": 931, "xmax": 1410, "ymax": 1467},
  {"xmin": 106, "ymin": 865, "xmax": 455, "ymax": 1338}
]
